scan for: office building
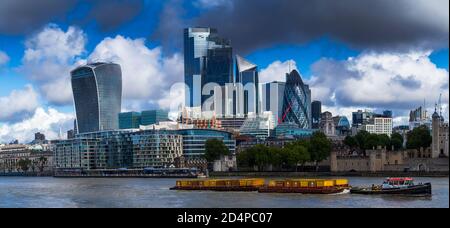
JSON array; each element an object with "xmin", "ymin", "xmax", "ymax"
[
  {"xmin": 263, "ymin": 81, "xmax": 286, "ymax": 126},
  {"xmin": 333, "ymin": 116, "xmax": 351, "ymax": 136},
  {"xmin": 119, "ymin": 112, "xmax": 142, "ymax": 129},
  {"xmin": 311, "ymin": 101, "xmax": 322, "ymax": 129},
  {"xmin": 239, "ymin": 112, "xmax": 275, "ymax": 141},
  {"xmin": 352, "ymin": 110, "xmax": 373, "ymax": 127},
  {"xmin": 362, "ymin": 117, "xmax": 393, "ymax": 136},
  {"xmin": 177, "ymin": 129, "xmax": 236, "ymax": 158},
  {"xmin": 141, "ymin": 110, "xmax": 169, "ymax": 126},
  {"xmin": 71, "ymin": 62, "xmax": 122, "ymax": 133},
  {"xmin": 282, "ymin": 70, "xmax": 312, "ymax": 129},
  {"xmin": 409, "ymin": 106, "xmax": 431, "ymax": 130},
  {"xmin": 184, "ymin": 28, "xmax": 233, "ymax": 108},
  {"xmin": 236, "ymin": 55, "xmax": 259, "ymax": 116}
]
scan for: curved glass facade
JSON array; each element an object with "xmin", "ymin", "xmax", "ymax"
[
  {"xmin": 71, "ymin": 63, "xmax": 122, "ymax": 133},
  {"xmin": 282, "ymin": 70, "xmax": 312, "ymax": 129}
]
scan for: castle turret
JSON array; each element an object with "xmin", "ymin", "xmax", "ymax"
[{"xmin": 432, "ymin": 107, "xmax": 441, "ymax": 158}]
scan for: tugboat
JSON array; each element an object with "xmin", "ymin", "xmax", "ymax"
[{"xmin": 350, "ymin": 178, "xmax": 432, "ymax": 195}]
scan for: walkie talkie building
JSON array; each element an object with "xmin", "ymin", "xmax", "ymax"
[{"xmin": 71, "ymin": 63, "xmax": 122, "ymax": 134}]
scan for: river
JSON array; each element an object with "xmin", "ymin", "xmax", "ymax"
[{"xmin": 0, "ymin": 177, "xmax": 448, "ymax": 208}]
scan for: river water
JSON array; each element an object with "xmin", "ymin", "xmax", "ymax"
[{"xmin": 0, "ymin": 177, "xmax": 448, "ymax": 208}]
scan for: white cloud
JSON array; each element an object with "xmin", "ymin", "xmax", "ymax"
[
  {"xmin": 259, "ymin": 60, "xmax": 297, "ymax": 84},
  {"xmin": 88, "ymin": 35, "xmax": 184, "ymax": 111},
  {"xmin": 309, "ymin": 51, "xmax": 449, "ymax": 122},
  {"xmin": 0, "ymin": 107, "xmax": 74, "ymax": 143},
  {"xmin": 0, "ymin": 50, "xmax": 9, "ymax": 65},
  {"xmin": 0, "ymin": 85, "xmax": 39, "ymax": 121},
  {"xmin": 194, "ymin": 0, "xmax": 233, "ymax": 9},
  {"xmin": 19, "ymin": 24, "xmax": 86, "ymax": 105}
]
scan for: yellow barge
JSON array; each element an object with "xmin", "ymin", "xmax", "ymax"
[
  {"xmin": 258, "ymin": 179, "xmax": 350, "ymax": 194},
  {"xmin": 170, "ymin": 178, "xmax": 265, "ymax": 191}
]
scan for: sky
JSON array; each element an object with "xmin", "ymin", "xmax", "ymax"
[{"xmin": 0, "ymin": 0, "xmax": 449, "ymax": 143}]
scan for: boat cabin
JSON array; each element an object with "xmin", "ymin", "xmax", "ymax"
[{"xmin": 382, "ymin": 178, "xmax": 414, "ymax": 189}]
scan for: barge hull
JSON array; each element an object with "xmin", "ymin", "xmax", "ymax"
[{"xmin": 258, "ymin": 187, "xmax": 349, "ymax": 194}]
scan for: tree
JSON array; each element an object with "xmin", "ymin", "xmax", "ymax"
[
  {"xmin": 390, "ymin": 133, "xmax": 404, "ymax": 151},
  {"xmin": 254, "ymin": 144, "xmax": 271, "ymax": 171},
  {"xmin": 355, "ymin": 130, "xmax": 370, "ymax": 151},
  {"xmin": 38, "ymin": 156, "xmax": 48, "ymax": 173},
  {"xmin": 309, "ymin": 132, "xmax": 331, "ymax": 171},
  {"xmin": 204, "ymin": 139, "xmax": 230, "ymax": 163},
  {"xmin": 344, "ymin": 136, "xmax": 358, "ymax": 149},
  {"xmin": 17, "ymin": 159, "xmax": 31, "ymax": 173},
  {"xmin": 406, "ymin": 125, "xmax": 432, "ymax": 149}
]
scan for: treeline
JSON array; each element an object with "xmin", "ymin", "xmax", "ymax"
[
  {"xmin": 343, "ymin": 125, "xmax": 432, "ymax": 152},
  {"xmin": 237, "ymin": 132, "xmax": 331, "ymax": 171},
  {"xmin": 343, "ymin": 131, "xmax": 404, "ymax": 151}
]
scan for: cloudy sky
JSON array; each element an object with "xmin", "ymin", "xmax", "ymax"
[{"xmin": 0, "ymin": 0, "xmax": 448, "ymax": 143}]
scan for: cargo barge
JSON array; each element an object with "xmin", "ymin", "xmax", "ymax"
[
  {"xmin": 258, "ymin": 179, "xmax": 351, "ymax": 194},
  {"xmin": 170, "ymin": 179, "xmax": 265, "ymax": 191}
]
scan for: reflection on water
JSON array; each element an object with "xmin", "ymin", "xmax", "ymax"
[{"xmin": 0, "ymin": 177, "xmax": 448, "ymax": 208}]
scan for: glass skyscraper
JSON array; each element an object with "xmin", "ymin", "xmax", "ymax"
[
  {"xmin": 71, "ymin": 62, "xmax": 122, "ymax": 134},
  {"xmin": 141, "ymin": 110, "xmax": 169, "ymax": 126},
  {"xmin": 184, "ymin": 28, "xmax": 233, "ymax": 108},
  {"xmin": 312, "ymin": 101, "xmax": 322, "ymax": 129},
  {"xmin": 119, "ymin": 112, "xmax": 142, "ymax": 129},
  {"xmin": 236, "ymin": 55, "xmax": 259, "ymax": 116},
  {"xmin": 282, "ymin": 70, "xmax": 312, "ymax": 129}
]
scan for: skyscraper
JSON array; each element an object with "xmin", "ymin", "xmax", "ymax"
[
  {"xmin": 281, "ymin": 70, "xmax": 312, "ymax": 129},
  {"xmin": 311, "ymin": 101, "xmax": 322, "ymax": 129},
  {"xmin": 236, "ymin": 55, "xmax": 259, "ymax": 116},
  {"xmin": 71, "ymin": 62, "xmax": 122, "ymax": 134},
  {"xmin": 184, "ymin": 28, "xmax": 233, "ymax": 108},
  {"xmin": 263, "ymin": 81, "xmax": 286, "ymax": 125}
]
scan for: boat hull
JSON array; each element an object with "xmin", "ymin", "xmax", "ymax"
[
  {"xmin": 258, "ymin": 187, "xmax": 350, "ymax": 194},
  {"xmin": 169, "ymin": 186, "xmax": 260, "ymax": 192},
  {"xmin": 350, "ymin": 183, "xmax": 432, "ymax": 195}
]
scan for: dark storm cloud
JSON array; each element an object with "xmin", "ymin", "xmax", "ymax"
[
  {"xmin": 87, "ymin": 0, "xmax": 144, "ymax": 31},
  {"xmin": 175, "ymin": 0, "xmax": 449, "ymax": 54},
  {"xmin": 392, "ymin": 75, "xmax": 422, "ymax": 89},
  {"xmin": 0, "ymin": 0, "xmax": 144, "ymax": 35},
  {"xmin": 0, "ymin": 0, "xmax": 77, "ymax": 34}
]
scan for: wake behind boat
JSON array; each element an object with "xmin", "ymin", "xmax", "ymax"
[{"xmin": 350, "ymin": 178, "xmax": 432, "ymax": 195}]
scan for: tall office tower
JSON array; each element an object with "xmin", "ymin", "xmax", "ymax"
[
  {"xmin": 184, "ymin": 28, "xmax": 233, "ymax": 109},
  {"xmin": 352, "ymin": 110, "xmax": 374, "ymax": 127},
  {"xmin": 236, "ymin": 55, "xmax": 259, "ymax": 117},
  {"xmin": 263, "ymin": 81, "xmax": 286, "ymax": 125},
  {"xmin": 311, "ymin": 101, "xmax": 322, "ymax": 129},
  {"xmin": 281, "ymin": 70, "xmax": 312, "ymax": 129},
  {"xmin": 71, "ymin": 63, "xmax": 122, "ymax": 134}
]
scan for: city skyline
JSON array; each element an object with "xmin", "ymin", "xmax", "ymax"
[{"xmin": 0, "ymin": 0, "xmax": 449, "ymax": 143}]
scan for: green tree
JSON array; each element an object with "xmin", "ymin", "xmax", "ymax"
[
  {"xmin": 355, "ymin": 130, "xmax": 370, "ymax": 151},
  {"xmin": 309, "ymin": 132, "xmax": 331, "ymax": 171},
  {"xmin": 17, "ymin": 159, "xmax": 31, "ymax": 173},
  {"xmin": 406, "ymin": 125, "xmax": 432, "ymax": 149},
  {"xmin": 390, "ymin": 133, "xmax": 404, "ymax": 151},
  {"xmin": 254, "ymin": 144, "xmax": 271, "ymax": 171},
  {"xmin": 344, "ymin": 136, "xmax": 358, "ymax": 149},
  {"xmin": 204, "ymin": 139, "xmax": 230, "ymax": 163}
]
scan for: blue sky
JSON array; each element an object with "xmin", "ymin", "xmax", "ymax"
[{"xmin": 0, "ymin": 0, "xmax": 448, "ymax": 143}]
